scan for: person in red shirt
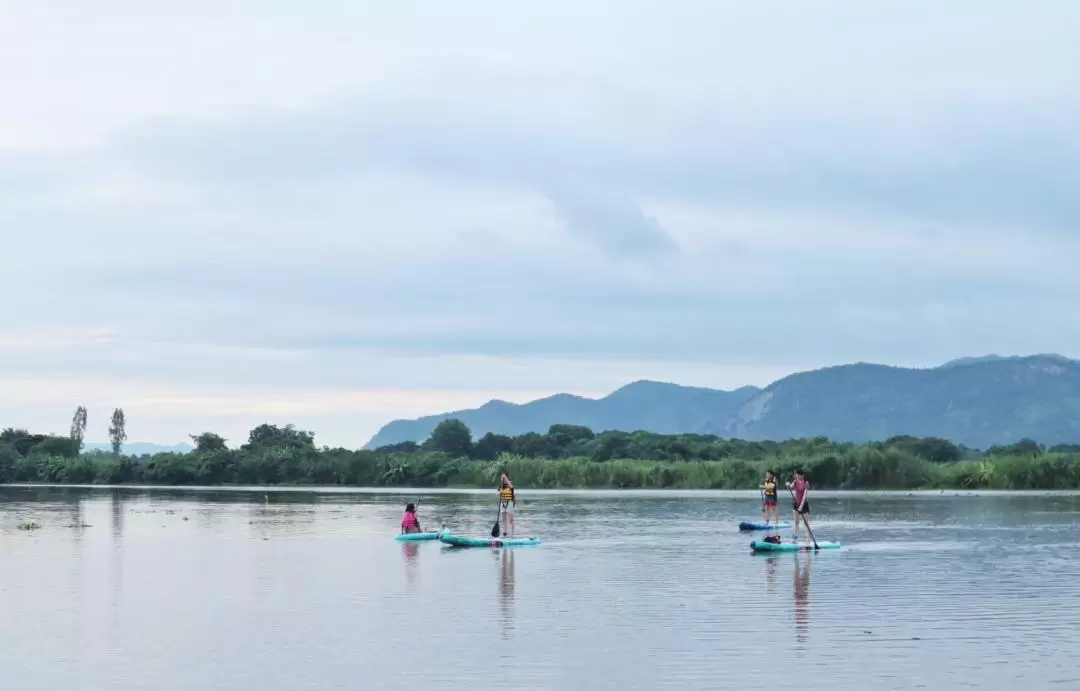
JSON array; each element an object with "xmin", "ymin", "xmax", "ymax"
[{"xmin": 787, "ymin": 470, "xmax": 811, "ymax": 542}]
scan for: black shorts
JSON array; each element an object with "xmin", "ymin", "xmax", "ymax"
[{"xmin": 793, "ymin": 501, "xmax": 810, "ymax": 515}]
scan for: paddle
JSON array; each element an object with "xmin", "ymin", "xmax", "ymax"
[
  {"xmin": 491, "ymin": 496, "xmax": 502, "ymax": 538},
  {"xmin": 787, "ymin": 482, "xmax": 819, "ymax": 551}
]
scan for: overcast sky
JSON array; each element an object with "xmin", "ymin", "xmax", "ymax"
[{"xmin": 1, "ymin": 1, "xmax": 1078, "ymax": 448}]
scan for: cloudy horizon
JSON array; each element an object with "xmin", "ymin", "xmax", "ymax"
[{"xmin": 2, "ymin": 2, "xmax": 1078, "ymax": 448}]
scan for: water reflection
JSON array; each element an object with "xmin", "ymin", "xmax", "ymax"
[
  {"xmin": 793, "ymin": 553, "xmax": 812, "ymax": 649},
  {"xmin": 2, "ymin": 486, "xmax": 1079, "ymax": 691},
  {"xmin": 402, "ymin": 542, "xmax": 419, "ymax": 590},
  {"xmin": 498, "ymin": 549, "xmax": 515, "ymax": 639},
  {"xmin": 111, "ymin": 491, "xmax": 124, "ymax": 537},
  {"xmin": 765, "ymin": 555, "xmax": 778, "ymax": 594}
]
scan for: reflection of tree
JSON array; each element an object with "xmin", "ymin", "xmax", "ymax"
[
  {"xmin": 793, "ymin": 553, "xmax": 812, "ymax": 647},
  {"xmin": 111, "ymin": 490, "xmax": 124, "ymax": 537},
  {"xmin": 109, "ymin": 491, "xmax": 125, "ymax": 650},
  {"xmin": 499, "ymin": 549, "xmax": 515, "ymax": 640}
]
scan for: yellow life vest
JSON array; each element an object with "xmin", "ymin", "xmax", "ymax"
[{"xmin": 499, "ymin": 486, "xmax": 514, "ymax": 502}]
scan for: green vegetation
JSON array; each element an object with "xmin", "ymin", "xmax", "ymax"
[{"xmin": 2, "ymin": 416, "xmax": 1080, "ymax": 490}]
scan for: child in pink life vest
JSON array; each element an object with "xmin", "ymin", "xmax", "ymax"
[{"xmin": 401, "ymin": 503, "xmax": 422, "ymax": 534}]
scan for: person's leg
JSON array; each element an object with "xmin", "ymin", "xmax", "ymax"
[{"xmin": 508, "ymin": 505, "xmax": 515, "ymax": 538}]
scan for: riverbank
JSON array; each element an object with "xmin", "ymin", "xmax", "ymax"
[{"xmin": 3, "ymin": 449, "xmax": 1079, "ymax": 490}]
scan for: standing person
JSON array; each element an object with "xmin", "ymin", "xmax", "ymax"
[
  {"xmin": 498, "ymin": 472, "xmax": 516, "ymax": 539},
  {"xmin": 760, "ymin": 470, "xmax": 780, "ymax": 528},
  {"xmin": 401, "ymin": 502, "xmax": 422, "ymax": 534},
  {"xmin": 787, "ymin": 470, "xmax": 811, "ymax": 542}
]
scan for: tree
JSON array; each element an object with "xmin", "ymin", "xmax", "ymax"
[
  {"xmin": 190, "ymin": 432, "xmax": 228, "ymax": 453},
  {"xmin": 473, "ymin": 432, "xmax": 514, "ymax": 461},
  {"xmin": 0, "ymin": 444, "xmax": 19, "ymax": 482},
  {"xmin": 375, "ymin": 441, "xmax": 420, "ymax": 454},
  {"xmin": 244, "ymin": 424, "xmax": 315, "ymax": 451},
  {"xmin": 425, "ymin": 419, "xmax": 473, "ymax": 457},
  {"xmin": 70, "ymin": 406, "xmax": 88, "ymax": 453},
  {"xmin": 1, "ymin": 428, "xmax": 39, "ymax": 456},
  {"xmin": 108, "ymin": 408, "xmax": 127, "ymax": 455},
  {"xmin": 548, "ymin": 424, "xmax": 595, "ymax": 441},
  {"xmin": 988, "ymin": 438, "xmax": 1043, "ymax": 457},
  {"xmin": 33, "ymin": 436, "xmax": 79, "ymax": 458}
]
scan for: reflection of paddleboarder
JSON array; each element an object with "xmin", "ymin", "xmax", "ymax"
[
  {"xmin": 793, "ymin": 553, "xmax": 812, "ymax": 646},
  {"xmin": 765, "ymin": 555, "xmax": 778, "ymax": 594},
  {"xmin": 402, "ymin": 542, "xmax": 419, "ymax": 589},
  {"xmin": 498, "ymin": 549, "xmax": 516, "ymax": 639}
]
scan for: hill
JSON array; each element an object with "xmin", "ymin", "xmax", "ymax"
[
  {"xmin": 722, "ymin": 354, "xmax": 1080, "ymax": 447},
  {"xmin": 365, "ymin": 354, "xmax": 1080, "ymax": 450},
  {"xmin": 363, "ymin": 381, "xmax": 760, "ymax": 449}
]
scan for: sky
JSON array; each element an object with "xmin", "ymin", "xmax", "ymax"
[{"xmin": 1, "ymin": 1, "xmax": 1078, "ymax": 448}]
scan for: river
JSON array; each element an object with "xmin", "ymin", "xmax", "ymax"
[{"xmin": 1, "ymin": 486, "xmax": 1078, "ymax": 690}]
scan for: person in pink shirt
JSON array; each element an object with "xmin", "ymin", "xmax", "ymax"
[
  {"xmin": 401, "ymin": 503, "xmax": 423, "ymax": 534},
  {"xmin": 787, "ymin": 469, "xmax": 811, "ymax": 542}
]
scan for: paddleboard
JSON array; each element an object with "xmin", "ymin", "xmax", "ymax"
[
  {"xmin": 394, "ymin": 530, "xmax": 445, "ymax": 541},
  {"xmin": 739, "ymin": 521, "xmax": 792, "ymax": 531},
  {"xmin": 750, "ymin": 540, "xmax": 841, "ymax": 552},
  {"xmin": 439, "ymin": 532, "xmax": 541, "ymax": 548}
]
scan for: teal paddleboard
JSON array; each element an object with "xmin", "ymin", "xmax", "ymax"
[
  {"xmin": 439, "ymin": 532, "xmax": 541, "ymax": 548},
  {"xmin": 739, "ymin": 521, "xmax": 792, "ymax": 531},
  {"xmin": 750, "ymin": 540, "xmax": 841, "ymax": 552},
  {"xmin": 394, "ymin": 529, "xmax": 445, "ymax": 542}
]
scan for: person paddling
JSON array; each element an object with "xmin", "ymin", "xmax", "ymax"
[
  {"xmin": 498, "ymin": 472, "xmax": 516, "ymax": 539},
  {"xmin": 787, "ymin": 470, "xmax": 811, "ymax": 542},
  {"xmin": 401, "ymin": 503, "xmax": 422, "ymax": 534},
  {"xmin": 760, "ymin": 470, "xmax": 780, "ymax": 528}
]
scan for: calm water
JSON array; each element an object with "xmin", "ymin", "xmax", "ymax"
[{"xmin": 2, "ymin": 486, "xmax": 1080, "ymax": 690}]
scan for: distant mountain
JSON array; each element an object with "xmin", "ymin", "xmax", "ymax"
[
  {"xmin": 84, "ymin": 441, "xmax": 194, "ymax": 455},
  {"xmin": 363, "ymin": 381, "xmax": 761, "ymax": 449},
  {"xmin": 365, "ymin": 354, "xmax": 1080, "ymax": 450},
  {"xmin": 722, "ymin": 354, "xmax": 1080, "ymax": 448}
]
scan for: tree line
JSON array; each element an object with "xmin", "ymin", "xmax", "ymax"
[
  {"xmin": 1, "ymin": 412, "xmax": 1079, "ymax": 489},
  {"xmin": 387, "ymin": 419, "xmax": 1080, "ymax": 463}
]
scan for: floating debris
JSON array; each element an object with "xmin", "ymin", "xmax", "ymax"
[{"xmin": 17, "ymin": 520, "xmax": 41, "ymax": 531}]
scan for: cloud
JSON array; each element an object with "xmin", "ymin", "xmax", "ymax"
[
  {"xmin": 1, "ymin": 1, "xmax": 1078, "ymax": 444},
  {"xmin": 543, "ymin": 183, "xmax": 679, "ymax": 259}
]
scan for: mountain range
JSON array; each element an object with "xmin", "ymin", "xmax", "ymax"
[{"xmin": 364, "ymin": 354, "xmax": 1080, "ymax": 450}]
